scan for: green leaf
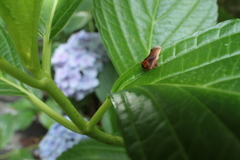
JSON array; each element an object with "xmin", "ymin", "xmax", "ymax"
[
  {"xmin": 62, "ymin": 11, "xmax": 89, "ymax": 35},
  {"xmin": 0, "ymin": 114, "xmax": 15, "ymax": 149},
  {"xmin": 95, "ymin": 62, "xmax": 119, "ymax": 102},
  {"xmin": 8, "ymin": 149, "xmax": 33, "ymax": 160},
  {"xmin": 0, "ymin": 25, "xmax": 30, "ymax": 96},
  {"xmin": 110, "ymin": 85, "xmax": 240, "ymax": 160},
  {"xmin": 101, "ymin": 107, "xmax": 120, "ymax": 135},
  {"xmin": 58, "ymin": 139, "xmax": 130, "ymax": 160},
  {"xmin": 112, "ymin": 19, "xmax": 240, "ymax": 93},
  {"xmin": 94, "ymin": 0, "xmax": 218, "ymax": 75},
  {"xmin": 10, "ymin": 98, "xmax": 38, "ymax": 130},
  {"xmin": 77, "ymin": 0, "xmax": 93, "ymax": 11},
  {"xmin": 39, "ymin": 98, "xmax": 62, "ymax": 129},
  {"xmin": 39, "ymin": 0, "xmax": 84, "ymax": 39},
  {"xmin": 0, "ymin": 0, "xmax": 42, "ymax": 68}
]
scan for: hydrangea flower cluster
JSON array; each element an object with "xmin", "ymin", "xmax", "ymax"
[
  {"xmin": 51, "ymin": 30, "xmax": 108, "ymax": 100},
  {"xmin": 38, "ymin": 116, "xmax": 88, "ymax": 160}
]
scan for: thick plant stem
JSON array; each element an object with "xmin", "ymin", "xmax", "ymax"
[
  {"xmin": 0, "ymin": 58, "xmax": 43, "ymax": 88},
  {"xmin": 42, "ymin": 78, "xmax": 88, "ymax": 133},
  {"xmin": 42, "ymin": 39, "xmax": 52, "ymax": 78},
  {"xmin": 87, "ymin": 98, "xmax": 112, "ymax": 131},
  {"xmin": 42, "ymin": 79, "xmax": 124, "ymax": 146},
  {"xmin": 87, "ymin": 127, "xmax": 124, "ymax": 146}
]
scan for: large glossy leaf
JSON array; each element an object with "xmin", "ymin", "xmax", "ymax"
[
  {"xmin": 94, "ymin": 0, "xmax": 218, "ymax": 75},
  {"xmin": 58, "ymin": 139, "xmax": 130, "ymax": 160},
  {"xmin": 0, "ymin": 0, "xmax": 42, "ymax": 68},
  {"xmin": 39, "ymin": 0, "xmax": 84, "ymax": 39},
  {"xmin": 0, "ymin": 25, "xmax": 29, "ymax": 96},
  {"xmin": 110, "ymin": 85, "xmax": 240, "ymax": 160},
  {"xmin": 112, "ymin": 19, "xmax": 240, "ymax": 93}
]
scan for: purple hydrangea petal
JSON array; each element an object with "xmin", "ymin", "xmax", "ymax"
[
  {"xmin": 82, "ymin": 68, "xmax": 98, "ymax": 78},
  {"xmin": 54, "ymin": 66, "xmax": 70, "ymax": 80},
  {"xmin": 51, "ymin": 44, "xmax": 69, "ymax": 65},
  {"xmin": 77, "ymin": 77, "xmax": 99, "ymax": 91},
  {"xmin": 78, "ymin": 53, "xmax": 96, "ymax": 68},
  {"xmin": 38, "ymin": 116, "xmax": 89, "ymax": 160}
]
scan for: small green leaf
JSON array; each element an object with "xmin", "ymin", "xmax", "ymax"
[
  {"xmin": 0, "ymin": 114, "xmax": 15, "ymax": 149},
  {"xmin": 58, "ymin": 139, "xmax": 130, "ymax": 160},
  {"xmin": 77, "ymin": 0, "xmax": 93, "ymax": 11},
  {"xmin": 110, "ymin": 85, "xmax": 240, "ymax": 160},
  {"xmin": 95, "ymin": 62, "xmax": 119, "ymax": 102},
  {"xmin": 94, "ymin": 0, "xmax": 218, "ymax": 75},
  {"xmin": 0, "ymin": 0, "xmax": 42, "ymax": 68},
  {"xmin": 39, "ymin": 0, "xmax": 84, "ymax": 39},
  {"xmin": 39, "ymin": 98, "xmax": 62, "ymax": 129},
  {"xmin": 0, "ymin": 25, "xmax": 31, "ymax": 96},
  {"xmin": 10, "ymin": 98, "xmax": 38, "ymax": 130},
  {"xmin": 112, "ymin": 19, "xmax": 240, "ymax": 93},
  {"xmin": 8, "ymin": 149, "xmax": 33, "ymax": 160},
  {"xmin": 62, "ymin": 11, "xmax": 89, "ymax": 35}
]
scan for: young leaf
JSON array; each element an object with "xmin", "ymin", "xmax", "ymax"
[
  {"xmin": 10, "ymin": 98, "xmax": 38, "ymax": 130},
  {"xmin": 0, "ymin": 25, "xmax": 30, "ymax": 96},
  {"xmin": 0, "ymin": 0, "xmax": 42, "ymax": 69},
  {"xmin": 62, "ymin": 11, "xmax": 89, "ymax": 35},
  {"xmin": 112, "ymin": 19, "xmax": 240, "ymax": 93},
  {"xmin": 94, "ymin": 0, "xmax": 218, "ymax": 75},
  {"xmin": 0, "ymin": 114, "xmax": 15, "ymax": 149},
  {"xmin": 8, "ymin": 149, "xmax": 33, "ymax": 160},
  {"xmin": 58, "ymin": 139, "xmax": 130, "ymax": 160},
  {"xmin": 39, "ymin": 0, "xmax": 84, "ymax": 39},
  {"xmin": 110, "ymin": 85, "xmax": 240, "ymax": 160}
]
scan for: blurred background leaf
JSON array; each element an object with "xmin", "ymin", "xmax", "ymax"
[
  {"xmin": 10, "ymin": 99, "xmax": 38, "ymax": 131},
  {"xmin": 0, "ymin": 114, "xmax": 15, "ymax": 149},
  {"xmin": 8, "ymin": 149, "xmax": 33, "ymax": 160}
]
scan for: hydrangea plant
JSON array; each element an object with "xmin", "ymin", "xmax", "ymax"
[{"xmin": 0, "ymin": 0, "xmax": 240, "ymax": 160}]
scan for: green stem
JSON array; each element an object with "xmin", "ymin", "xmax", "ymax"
[
  {"xmin": 88, "ymin": 11, "xmax": 95, "ymax": 32},
  {"xmin": 42, "ymin": 38, "xmax": 52, "ymax": 78},
  {"xmin": 42, "ymin": 78, "xmax": 88, "ymax": 133},
  {"xmin": 27, "ymin": 92, "xmax": 81, "ymax": 133},
  {"xmin": 0, "ymin": 58, "xmax": 43, "ymax": 88},
  {"xmin": 0, "ymin": 75, "xmax": 80, "ymax": 133},
  {"xmin": 41, "ymin": 0, "xmax": 58, "ymax": 78},
  {"xmin": 87, "ymin": 98, "xmax": 112, "ymax": 131},
  {"xmin": 87, "ymin": 127, "xmax": 124, "ymax": 146}
]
